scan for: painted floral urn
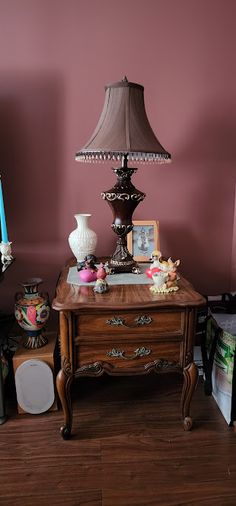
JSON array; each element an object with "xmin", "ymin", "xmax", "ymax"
[{"xmin": 14, "ymin": 278, "xmax": 50, "ymax": 349}]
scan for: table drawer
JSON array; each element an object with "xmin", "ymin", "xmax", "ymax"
[
  {"xmin": 77, "ymin": 310, "xmax": 184, "ymax": 339},
  {"xmin": 77, "ymin": 341, "xmax": 181, "ymax": 372}
]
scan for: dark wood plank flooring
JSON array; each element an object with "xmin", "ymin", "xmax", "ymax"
[{"xmin": 0, "ymin": 373, "xmax": 236, "ymax": 506}]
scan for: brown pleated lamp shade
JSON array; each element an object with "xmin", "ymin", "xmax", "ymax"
[{"xmin": 75, "ymin": 77, "xmax": 171, "ymax": 163}]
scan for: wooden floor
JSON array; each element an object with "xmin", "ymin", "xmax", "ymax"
[{"xmin": 0, "ymin": 372, "xmax": 236, "ymax": 506}]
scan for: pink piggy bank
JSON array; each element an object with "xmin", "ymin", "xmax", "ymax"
[{"xmin": 79, "ymin": 269, "xmax": 97, "ymax": 283}]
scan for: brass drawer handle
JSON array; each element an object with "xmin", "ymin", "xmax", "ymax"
[
  {"xmin": 107, "ymin": 347, "xmax": 151, "ymax": 360},
  {"xmin": 106, "ymin": 315, "xmax": 153, "ymax": 328}
]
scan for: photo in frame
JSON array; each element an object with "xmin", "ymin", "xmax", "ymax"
[{"xmin": 127, "ymin": 220, "xmax": 160, "ymax": 262}]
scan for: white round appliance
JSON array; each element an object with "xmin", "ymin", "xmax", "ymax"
[{"xmin": 15, "ymin": 359, "xmax": 55, "ymax": 414}]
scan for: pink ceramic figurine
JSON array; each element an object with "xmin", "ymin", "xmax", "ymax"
[
  {"xmin": 94, "ymin": 263, "xmax": 109, "ymax": 293},
  {"xmin": 96, "ymin": 263, "xmax": 107, "ymax": 280},
  {"xmin": 149, "ymin": 251, "xmax": 180, "ymax": 293},
  {"xmin": 79, "ymin": 268, "xmax": 97, "ymax": 283},
  {"xmin": 78, "ymin": 254, "xmax": 98, "ymax": 283}
]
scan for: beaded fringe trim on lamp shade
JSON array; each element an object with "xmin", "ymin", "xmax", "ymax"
[{"xmin": 75, "ymin": 151, "xmax": 171, "ymax": 163}]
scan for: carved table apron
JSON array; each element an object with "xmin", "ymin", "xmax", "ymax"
[{"xmin": 52, "ymin": 259, "xmax": 205, "ymax": 439}]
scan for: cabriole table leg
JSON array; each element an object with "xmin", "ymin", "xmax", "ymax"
[
  {"xmin": 56, "ymin": 366, "xmax": 73, "ymax": 439},
  {"xmin": 181, "ymin": 361, "xmax": 199, "ymax": 430}
]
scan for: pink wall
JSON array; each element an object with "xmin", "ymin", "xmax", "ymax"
[
  {"xmin": 230, "ymin": 184, "xmax": 236, "ymax": 290},
  {"xmin": 0, "ymin": 0, "xmax": 236, "ymax": 315}
]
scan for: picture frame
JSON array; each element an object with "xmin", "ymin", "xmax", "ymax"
[{"xmin": 127, "ymin": 220, "xmax": 160, "ymax": 262}]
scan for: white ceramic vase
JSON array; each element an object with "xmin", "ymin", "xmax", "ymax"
[{"xmin": 68, "ymin": 213, "xmax": 97, "ymax": 262}]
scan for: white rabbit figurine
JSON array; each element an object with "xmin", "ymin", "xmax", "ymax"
[{"xmin": 0, "ymin": 241, "xmax": 13, "ymax": 270}]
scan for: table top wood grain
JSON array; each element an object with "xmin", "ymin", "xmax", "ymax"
[{"xmin": 52, "ymin": 258, "xmax": 206, "ymax": 312}]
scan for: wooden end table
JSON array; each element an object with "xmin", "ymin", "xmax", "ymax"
[{"xmin": 52, "ymin": 259, "xmax": 206, "ymax": 439}]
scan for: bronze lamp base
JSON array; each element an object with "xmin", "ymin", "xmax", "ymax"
[{"xmin": 101, "ymin": 155, "xmax": 145, "ymax": 273}]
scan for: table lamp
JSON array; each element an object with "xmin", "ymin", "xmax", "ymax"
[{"xmin": 76, "ymin": 77, "xmax": 171, "ymax": 273}]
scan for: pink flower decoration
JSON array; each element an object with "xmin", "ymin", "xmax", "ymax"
[{"xmin": 27, "ymin": 306, "xmax": 37, "ymax": 325}]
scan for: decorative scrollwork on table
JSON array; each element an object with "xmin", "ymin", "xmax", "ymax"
[
  {"xmin": 62, "ymin": 356, "xmax": 73, "ymax": 376},
  {"xmin": 76, "ymin": 362, "xmax": 103, "ymax": 377},
  {"xmin": 107, "ymin": 347, "xmax": 151, "ymax": 360},
  {"xmin": 106, "ymin": 316, "xmax": 125, "ymax": 326},
  {"xmin": 152, "ymin": 358, "xmax": 180, "ymax": 371},
  {"xmin": 185, "ymin": 351, "xmax": 193, "ymax": 365},
  {"xmin": 135, "ymin": 315, "xmax": 153, "ymax": 326},
  {"xmin": 106, "ymin": 315, "xmax": 153, "ymax": 327}
]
